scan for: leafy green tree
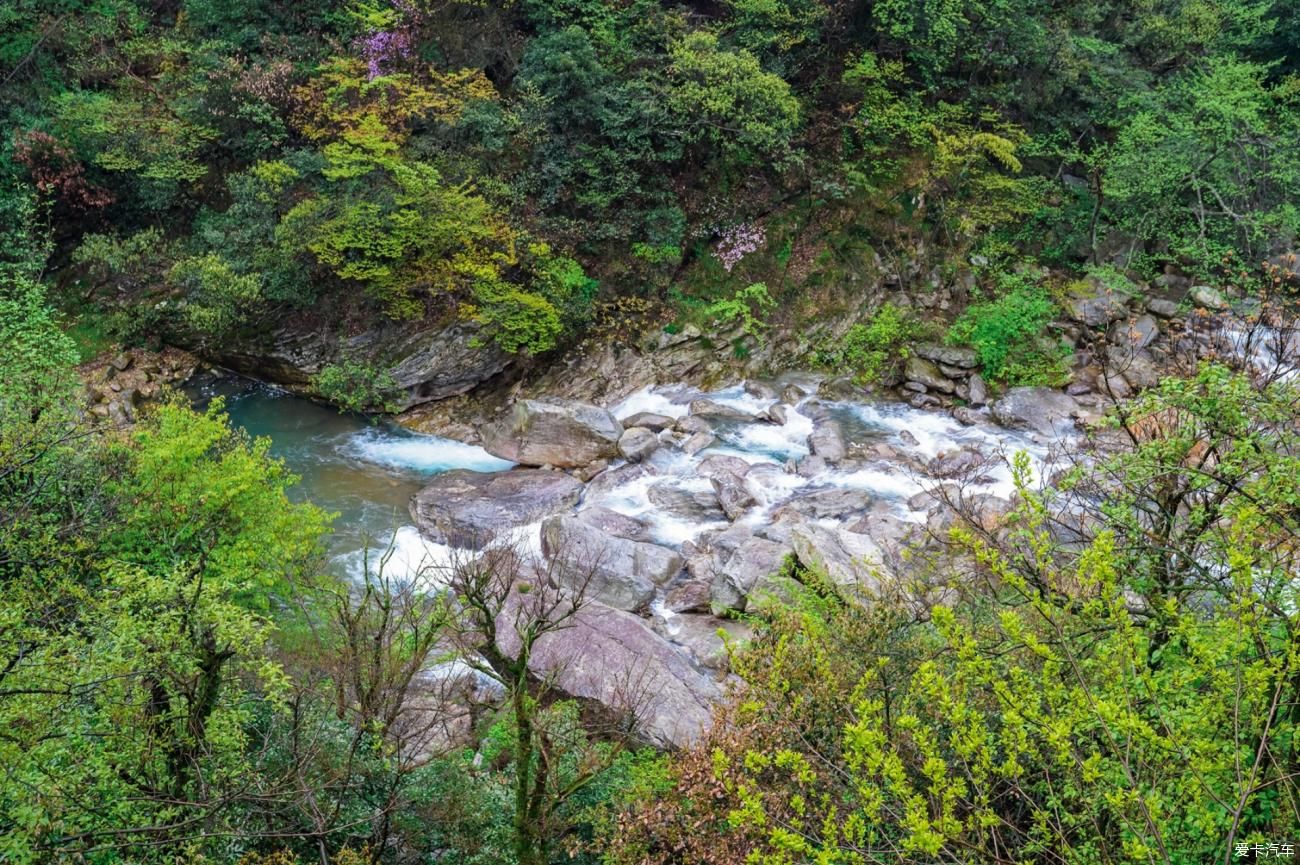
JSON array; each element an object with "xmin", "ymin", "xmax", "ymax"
[
  {"xmin": 666, "ymin": 31, "xmax": 801, "ymax": 166},
  {"xmin": 169, "ymin": 253, "xmax": 264, "ymax": 345},
  {"xmin": 1104, "ymin": 55, "xmax": 1300, "ymax": 268},
  {"xmin": 104, "ymin": 397, "xmax": 332, "ymax": 610},
  {"xmin": 947, "ymin": 274, "xmax": 1069, "ymax": 385},
  {"xmin": 0, "ymin": 561, "xmax": 287, "ymax": 863}
]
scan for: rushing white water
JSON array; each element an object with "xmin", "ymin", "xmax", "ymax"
[
  {"xmin": 597, "ymin": 382, "xmax": 1050, "ymax": 547},
  {"xmin": 343, "ymin": 427, "xmax": 514, "ymax": 473}
]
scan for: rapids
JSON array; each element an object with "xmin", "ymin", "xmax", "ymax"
[{"xmin": 190, "ymin": 373, "xmax": 1053, "ymax": 598}]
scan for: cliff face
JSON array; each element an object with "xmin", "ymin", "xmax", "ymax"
[{"xmin": 211, "ymin": 316, "xmax": 511, "ymax": 412}]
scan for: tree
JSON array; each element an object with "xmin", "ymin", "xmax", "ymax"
[
  {"xmin": 666, "ymin": 31, "xmax": 801, "ymax": 167},
  {"xmin": 446, "ymin": 544, "xmax": 649, "ymax": 865}
]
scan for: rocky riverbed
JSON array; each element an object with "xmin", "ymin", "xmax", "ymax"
[
  {"xmin": 92, "ymin": 281, "xmax": 1296, "ymax": 751},
  {"xmin": 390, "ymin": 377, "xmax": 1098, "ymax": 748}
]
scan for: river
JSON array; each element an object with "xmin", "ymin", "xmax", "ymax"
[{"xmin": 188, "ymin": 372, "xmax": 1052, "ymax": 597}]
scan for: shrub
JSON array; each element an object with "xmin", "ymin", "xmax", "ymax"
[
  {"xmin": 704, "ymin": 282, "xmax": 776, "ymax": 342},
  {"xmin": 313, "ymin": 359, "xmax": 401, "ymax": 414},
  {"xmin": 815, "ymin": 302, "xmax": 920, "ymax": 384},
  {"xmin": 947, "ymin": 276, "xmax": 1070, "ymax": 385}
]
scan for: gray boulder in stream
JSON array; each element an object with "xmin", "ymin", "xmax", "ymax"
[
  {"xmin": 410, "ymin": 469, "xmax": 582, "ymax": 549},
  {"xmin": 710, "ymin": 536, "xmax": 794, "ymax": 613},
  {"xmin": 496, "ymin": 600, "xmax": 722, "ymax": 748},
  {"xmin": 991, "ymin": 387, "xmax": 1080, "ymax": 436},
  {"xmin": 480, "ymin": 398, "xmax": 622, "ymax": 468},
  {"xmin": 541, "ymin": 516, "xmax": 683, "ymax": 611}
]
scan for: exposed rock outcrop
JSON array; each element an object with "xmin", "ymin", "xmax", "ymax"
[
  {"xmin": 497, "ymin": 600, "xmax": 722, "ymax": 748},
  {"xmin": 541, "ymin": 515, "xmax": 683, "ymax": 612}
]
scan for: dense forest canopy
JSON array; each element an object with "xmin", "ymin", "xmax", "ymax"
[
  {"xmin": 2, "ymin": 1, "xmax": 1299, "ymax": 864},
  {"xmin": 3, "ymin": 0, "xmax": 1298, "ymax": 358}
]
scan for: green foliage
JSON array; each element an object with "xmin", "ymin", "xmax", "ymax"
[
  {"xmin": 947, "ymin": 275, "xmax": 1070, "ymax": 385},
  {"xmin": 704, "ymin": 282, "xmax": 776, "ymax": 342},
  {"xmin": 279, "ymin": 126, "xmax": 519, "ymax": 322},
  {"xmin": 530, "ymin": 243, "xmax": 599, "ymax": 331},
  {"xmin": 106, "ymin": 397, "xmax": 332, "ymax": 609},
  {"xmin": 0, "ymin": 561, "xmax": 285, "ymax": 864},
  {"xmin": 815, "ymin": 302, "xmax": 921, "ymax": 384},
  {"xmin": 667, "ymin": 31, "xmax": 801, "ymax": 165},
  {"xmin": 169, "ymin": 253, "xmax": 263, "ymax": 344},
  {"xmin": 312, "ymin": 358, "xmax": 401, "ymax": 414},
  {"xmin": 0, "ymin": 270, "xmax": 80, "ymax": 431},
  {"xmin": 1104, "ymin": 55, "xmax": 1300, "ymax": 267}
]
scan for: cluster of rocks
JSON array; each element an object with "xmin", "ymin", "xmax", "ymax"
[
  {"xmin": 407, "ymin": 384, "xmax": 1015, "ymax": 747},
  {"xmin": 83, "ymin": 348, "xmax": 197, "ymax": 426},
  {"xmin": 899, "ymin": 343, "xmax": 987, "ymax": 412}
]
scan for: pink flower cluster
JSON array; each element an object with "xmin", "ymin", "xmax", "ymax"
[
  {"xmin": 358, "ymin": 27, "xmax": 414, "ymax": 79},
  {"xmin": 713, "ymin": 222, "xmax": 766, "ymax": 272}
]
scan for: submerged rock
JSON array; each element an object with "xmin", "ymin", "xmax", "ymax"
[
  {"xmin": 480, "ymin": 398, "xmax": 622, "ymax": 468},
  {"xmin": 410, "ymin": 469, "xmax": 582, "ymax": 549}
]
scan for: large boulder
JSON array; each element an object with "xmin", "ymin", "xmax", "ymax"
[
  {"xmin": 1110, "ymin": 314, "xmax": 1160, "ymax": 351},
  {"xmin": 991, "ymin": 387, "xmax": 1080, "ymax": 436},
  {"xmin": 647, "ymin": 483, "xmax": 727, "ymax": 522},
  {"xmin": 904, "ymin": 356, "xmax": 956, "ymax": 393},
  {"xmin": 688, "ymin": 398, "xmax": 753, "ymax": 421},
  {"xmin": 789, "ymin": 521, "xmax": 886, "ymax": 589},
  {"xmin": 575, "ymin": 506, "xmax": 654, "ymax": 542},
  {"xmin": 541, "ymin": 516, "xmax": 683, "ymax": 611},
  {"xmin": 808, "ymin": 417, "xmax": 847, "ymax": 463},
  {"xmin": 410, "ymin": 469, "xmax": 582, "ymax": 548},
  {"xmin": 773, "ymin": 488, "xmax": 874, "ymax": 521},
  {"xmin": 496, "ymin": 600, "xmax": 722, "ymax": 748},
  {"xmin": 481, "ymin": 398, "xmax": 622, "ymax": 468},
  {"xmin": 710, "ymin": 536, "xmax": 793, "ymax": 613},
  {"xmin": 617, "ymin": 427, "xmax": 660, "ymax": 463}
]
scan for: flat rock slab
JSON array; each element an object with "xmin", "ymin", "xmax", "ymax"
[{"xmin": 410, "ymin": 469, "xmax": 582, "ymax": 549}]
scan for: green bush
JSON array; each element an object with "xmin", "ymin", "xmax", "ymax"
[
  {"xmin": 947, "ymin": 276, "xmax": 1070, "ymax": 385},
  {"xmin": 704, "ymin": 282, "xmax": 776, "ymax": 342},
  {"xmin": 815, "ymin": 302, "xmax": 920, "ymax": 384},
  {"xmin": 312, "ymin": 359, "xmax": 401, "ymax": 414}
]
